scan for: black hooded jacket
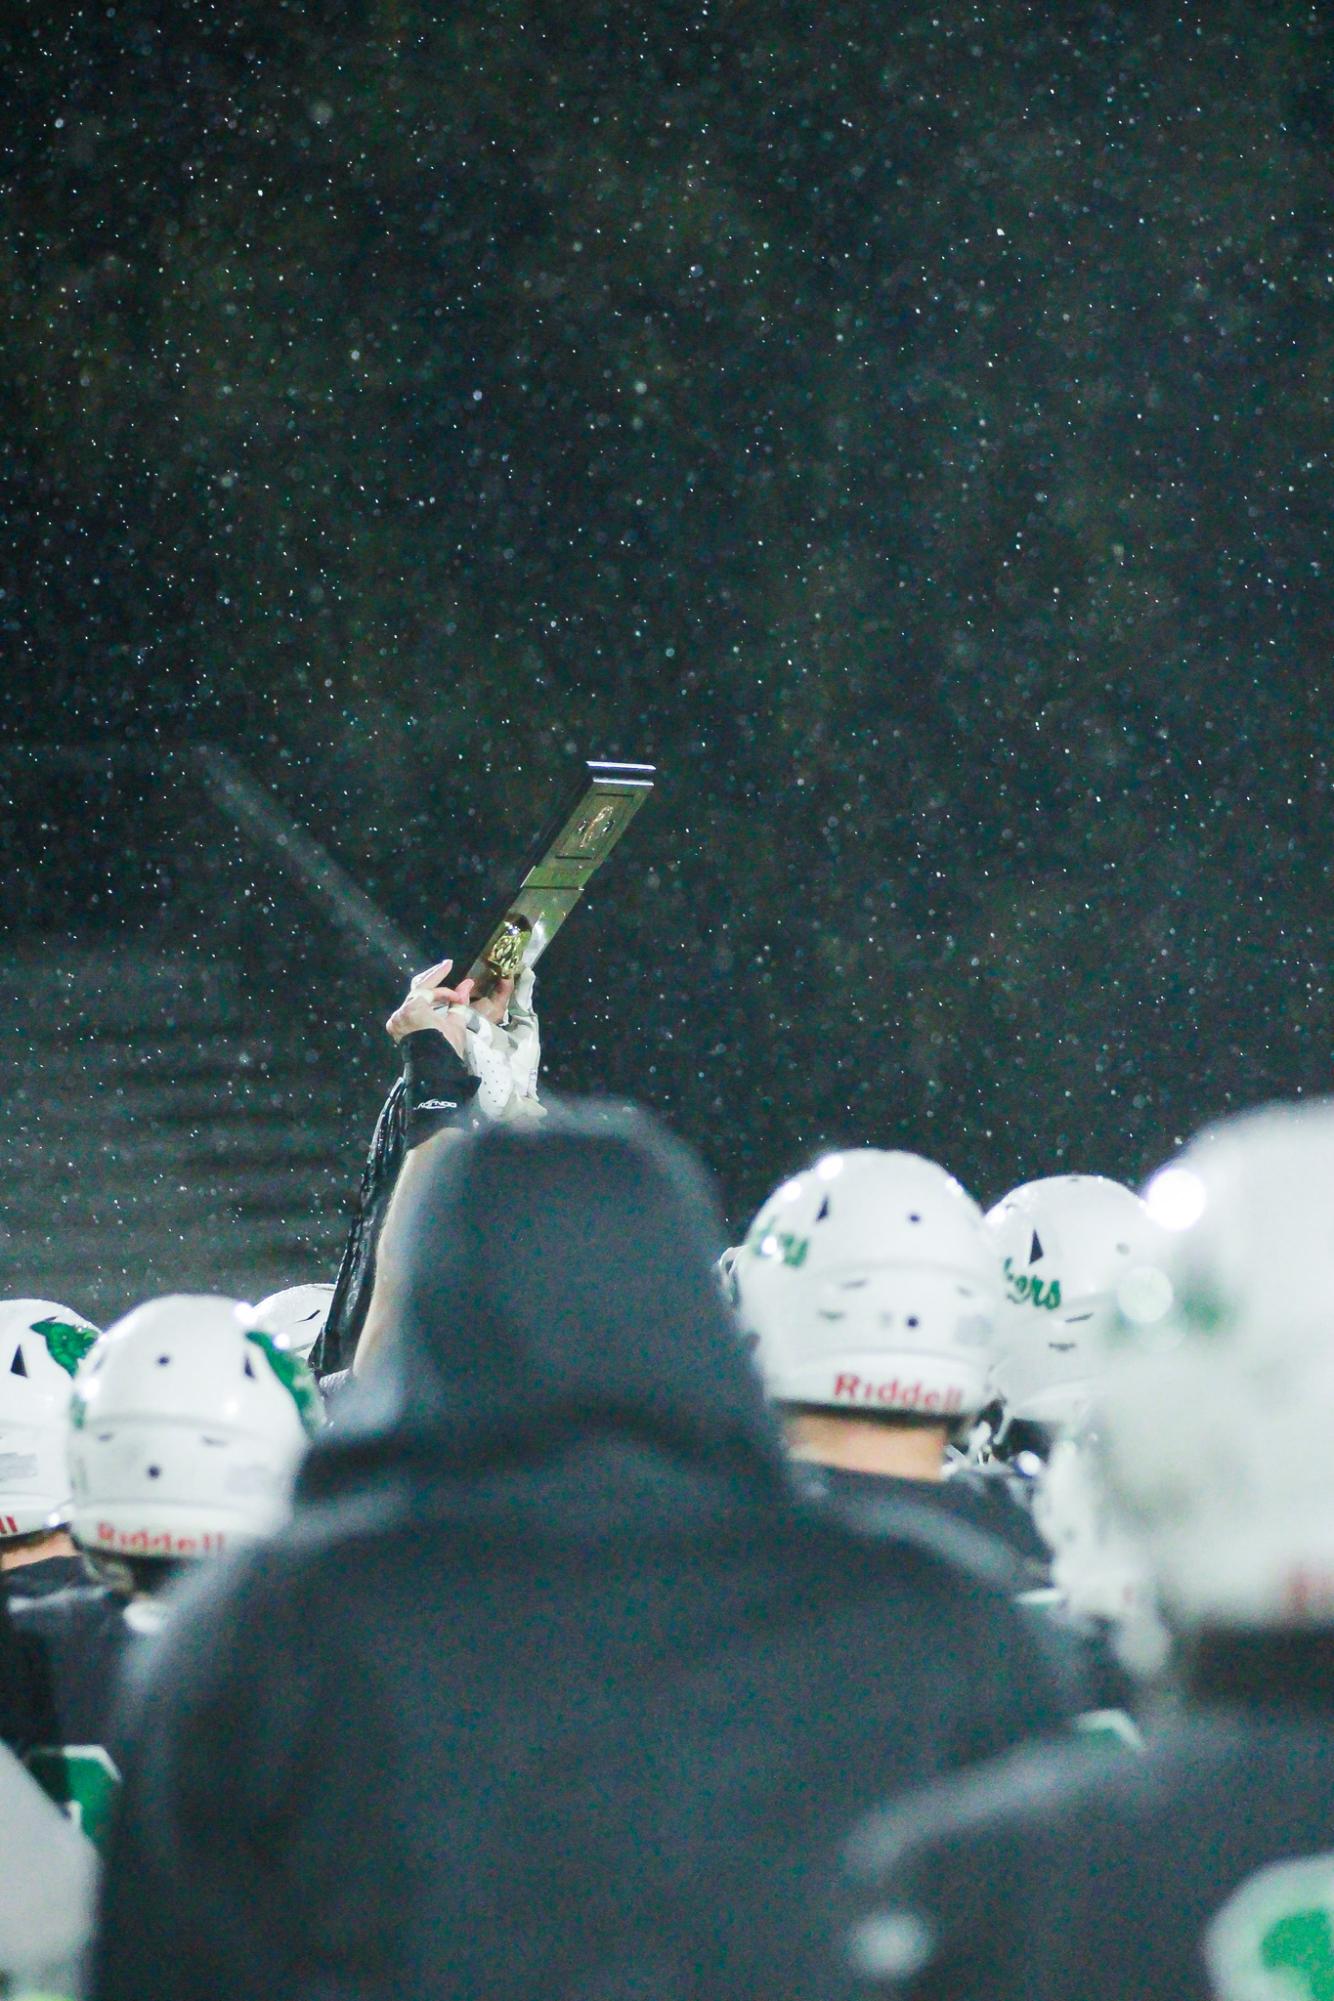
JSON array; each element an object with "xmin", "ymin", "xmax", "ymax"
[{"xmin": 93, "ymin": 1105, "xmax": 1073, "ymax": 2001}]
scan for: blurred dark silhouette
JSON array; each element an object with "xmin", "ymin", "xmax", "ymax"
[{"xmin": 93, "ymin": 1103, "xmax": 1073, "ymax": 2001}]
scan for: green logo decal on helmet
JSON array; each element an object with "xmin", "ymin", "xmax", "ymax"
[
  {"xmin": 1208, "ymin": 1855, "xmax": 1334, "ymax": 2001},
  {"xmin": 746, "ymin": 1209, "xmax": 811, "ymax": 1269},
  {"xmin": 1260, "ymin": 1907, "xmax": 1334, "ymax": 2000},
  {"xmin": 31, "ymin": 1317, "xmax": 98, "ymax": 1378},
  {"xmin": 1001, "ymin": 1258, "xmax": 1062, "ymax": 1312},
  {"xmin": 26, "ymin": 1743, "xmax": 120, "ymax": 1850},
  {"xmin": 244, "ymin": 1330, "xmax": 324, "ymax": 1438}
]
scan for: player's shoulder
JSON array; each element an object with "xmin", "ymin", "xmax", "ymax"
[
  {"xmin": 843, "ymin": 1732, "xmax": 1161, "ymax": 1997},
  {"xmin": 804, "ymin": 1466, "xmax": 1045, "ymax": 1607},
  {"xmin": 852, "ymin": 1709, "xmax": 1270, "ymax": 1932},
  {"xmin": 1, "ymin": 1554, "xmax": 90, "ymax": 1602},
  {"xmin": 854, "ymin": 1725, "xmax": 1162, "ymax": 1891},
  {"xmin": 11, "ymin": 1580, "xmax": 123, "ymax": 1642},
  {"xmin": 942, "ymin": 1462, "xmax": 1050, "ymax": 1569}
]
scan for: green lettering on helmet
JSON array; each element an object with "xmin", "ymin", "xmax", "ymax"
[
  {"xmin": 1002, "ymin": 1260, "xmax": 1062, "ymax": 1311},
  {"xmin": 31, "ymin": 1317, "xmax": 98, "ymax": 1378},
  {"xmin": 245, "ymin": 1329, "xmax": 324, "ymax": 1437},
  {"xmin": 745, "ymin": 1215, "xmax": 808, "ymax": 1268},
  {"xmin": 746, "ymin": 1207, "xmax": 779, "ymax": 1249}
]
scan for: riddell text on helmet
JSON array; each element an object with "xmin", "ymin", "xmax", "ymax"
[
  {"xmin": 832, "ymin": 1375, "xmax": 964, "ymax": 1414},
  {"xmin": 95, "ymin": 1523, "xmax": 228, "ymax": 1555}
]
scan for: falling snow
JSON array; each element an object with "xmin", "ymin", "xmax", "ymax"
[{"xmin": 0, "ymin": 3, "xmax": 1330, "ymax": 1312}]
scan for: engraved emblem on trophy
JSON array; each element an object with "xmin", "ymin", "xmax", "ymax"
[{"xmin": 467, "ymin": 762, "xmax": 655, "ymax": 999}]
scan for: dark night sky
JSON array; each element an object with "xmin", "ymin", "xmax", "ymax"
[{"xmin": 1, "ymin": 0, "xmax": 1330, "ymax": 1237}]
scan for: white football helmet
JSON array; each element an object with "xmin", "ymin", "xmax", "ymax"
[
  {"xmin": 1097, "ymin": 1098, "xmax": 1334, "ymax": 1628},
  {"xmin": 0, "ymin": 1300, "xmax": 100, "ymax": 1537},
  {"xmin": 985, "ymin": 1175, "xmax": 1172, "ymax": 1434},
  {"xmin": 1036, "ymin": 1428, "xmax": 1157, "ymax": 1631},
  {"xmin": 67, "ymin": 1295, "xmax": 323, "ymax": 1562},
  {"xmin": 735, "ymin": 1151, "xmax": 1001, "ymax": 1419},
  {"xmin": 250, "ymin": 1283, "xmax": 334, "ymax": 1363}
]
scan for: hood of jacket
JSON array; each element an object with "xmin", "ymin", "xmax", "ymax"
[{"xmin": 296, "ymin": 1101, "xmax": 793, "ymax": 1537}]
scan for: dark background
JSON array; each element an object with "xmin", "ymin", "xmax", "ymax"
[{"xmin": 2, "ymin": 0, "xmax": 1330, "ymax": 1239}]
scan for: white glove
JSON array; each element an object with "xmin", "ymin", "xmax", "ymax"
[{"xmin": 450, "ymin": 967, "xmax": 544, "ymax": 1123}]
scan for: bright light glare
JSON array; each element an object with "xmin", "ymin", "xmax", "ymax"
[
  {"xmin": 1144, "ymin": 1165, "xmax": 1208, "ymax": 1233},
  {"xmin": 815, "ymin": 1155, "xmax": 845, "ymax": 1182}
]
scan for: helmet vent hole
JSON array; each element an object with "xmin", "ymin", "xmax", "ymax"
[
  {"xmin": 1029, "ymin": 1230, "xmax": 1045, "ymax": 1264},
  {"xmin": 906, "ymin": 1316, "xmax": 920, "ymax": 1328},
  {"xmin": 147, "ymin": 1465, "xmax": 161, "ymax": 1480},
  {"xmin": 9, "ymin": 1346, "xmax": 27, "ymax": 1378},
  {"xmin": 815, "ymin": 1196, "xmax": 831, "ymax": 1223},
  {"xmin": 156, "ymin": 1355, "xmax": 171, "ymax": 1367},
  {"xmin": 243, "ymin": 1354, "xmax": 257, "ymax": 1379},
  {"xmin": 907, "ymin": 1212, "xmax": 922, "ymax": 1225}
]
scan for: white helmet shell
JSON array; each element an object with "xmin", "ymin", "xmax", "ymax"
[
  {"xmin": 0, "ymin": 1300, "xmax": 100, "ymax": 1537},
  {"xmin": 735, "ymin": 1151, "xmax": 1001, "ymax": 1419},
  {"xmin": 67, "ymin": 1295, "xmax": 323, "ymax": 1563},
  {"xmin": 985, "ymin": 1175, "xmax": 1172, "ymax": 1430},
  {"xmin": 1098, "ymin": 1099, "xmax": 1334, "ymax": 1629},
  {"xmin": 1036, "ymin": 1431, "xmax": 1155, "ymax": 1627},
  {"xmin": 250, "ymin": 1283, "xmax": 334, "ymax": 1363}
]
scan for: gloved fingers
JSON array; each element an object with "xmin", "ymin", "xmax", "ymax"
[
  {"xmin": 387, "ymin": 964, "xmax": 478, "ymax": 1043},
  {"xmin": 410, "ymin": 957, "xmax": 455, "ymax": 993}
]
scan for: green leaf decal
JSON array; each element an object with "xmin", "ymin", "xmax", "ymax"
[
  {"xmin": 26, "ymin": 1743, "xmax": 120, "ymax": 1850},
  {"xmin": 245, "ymin": 1329, "xmax": 324, "ymax": 1437},
  {"xmin": 1207, "ymin": 1854, "xmax": 1334, "ymax": 2001},
  {"xmin": 31, "ymin": 1317, "xmax": 98, "ymax": 1378},
  {"xmin": 1261, "ymin": 1908, "xmax": 1334, "ymax": 2001}
]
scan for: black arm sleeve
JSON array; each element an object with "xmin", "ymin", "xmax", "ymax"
[{"xmin": 310, "ymin": 1038, "xmax": 481, "ymax": 1379}]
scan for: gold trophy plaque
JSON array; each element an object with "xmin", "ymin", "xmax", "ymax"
[{"xmin": 466, "ymin": 761, "xmax": 655, "ymax": 998}]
